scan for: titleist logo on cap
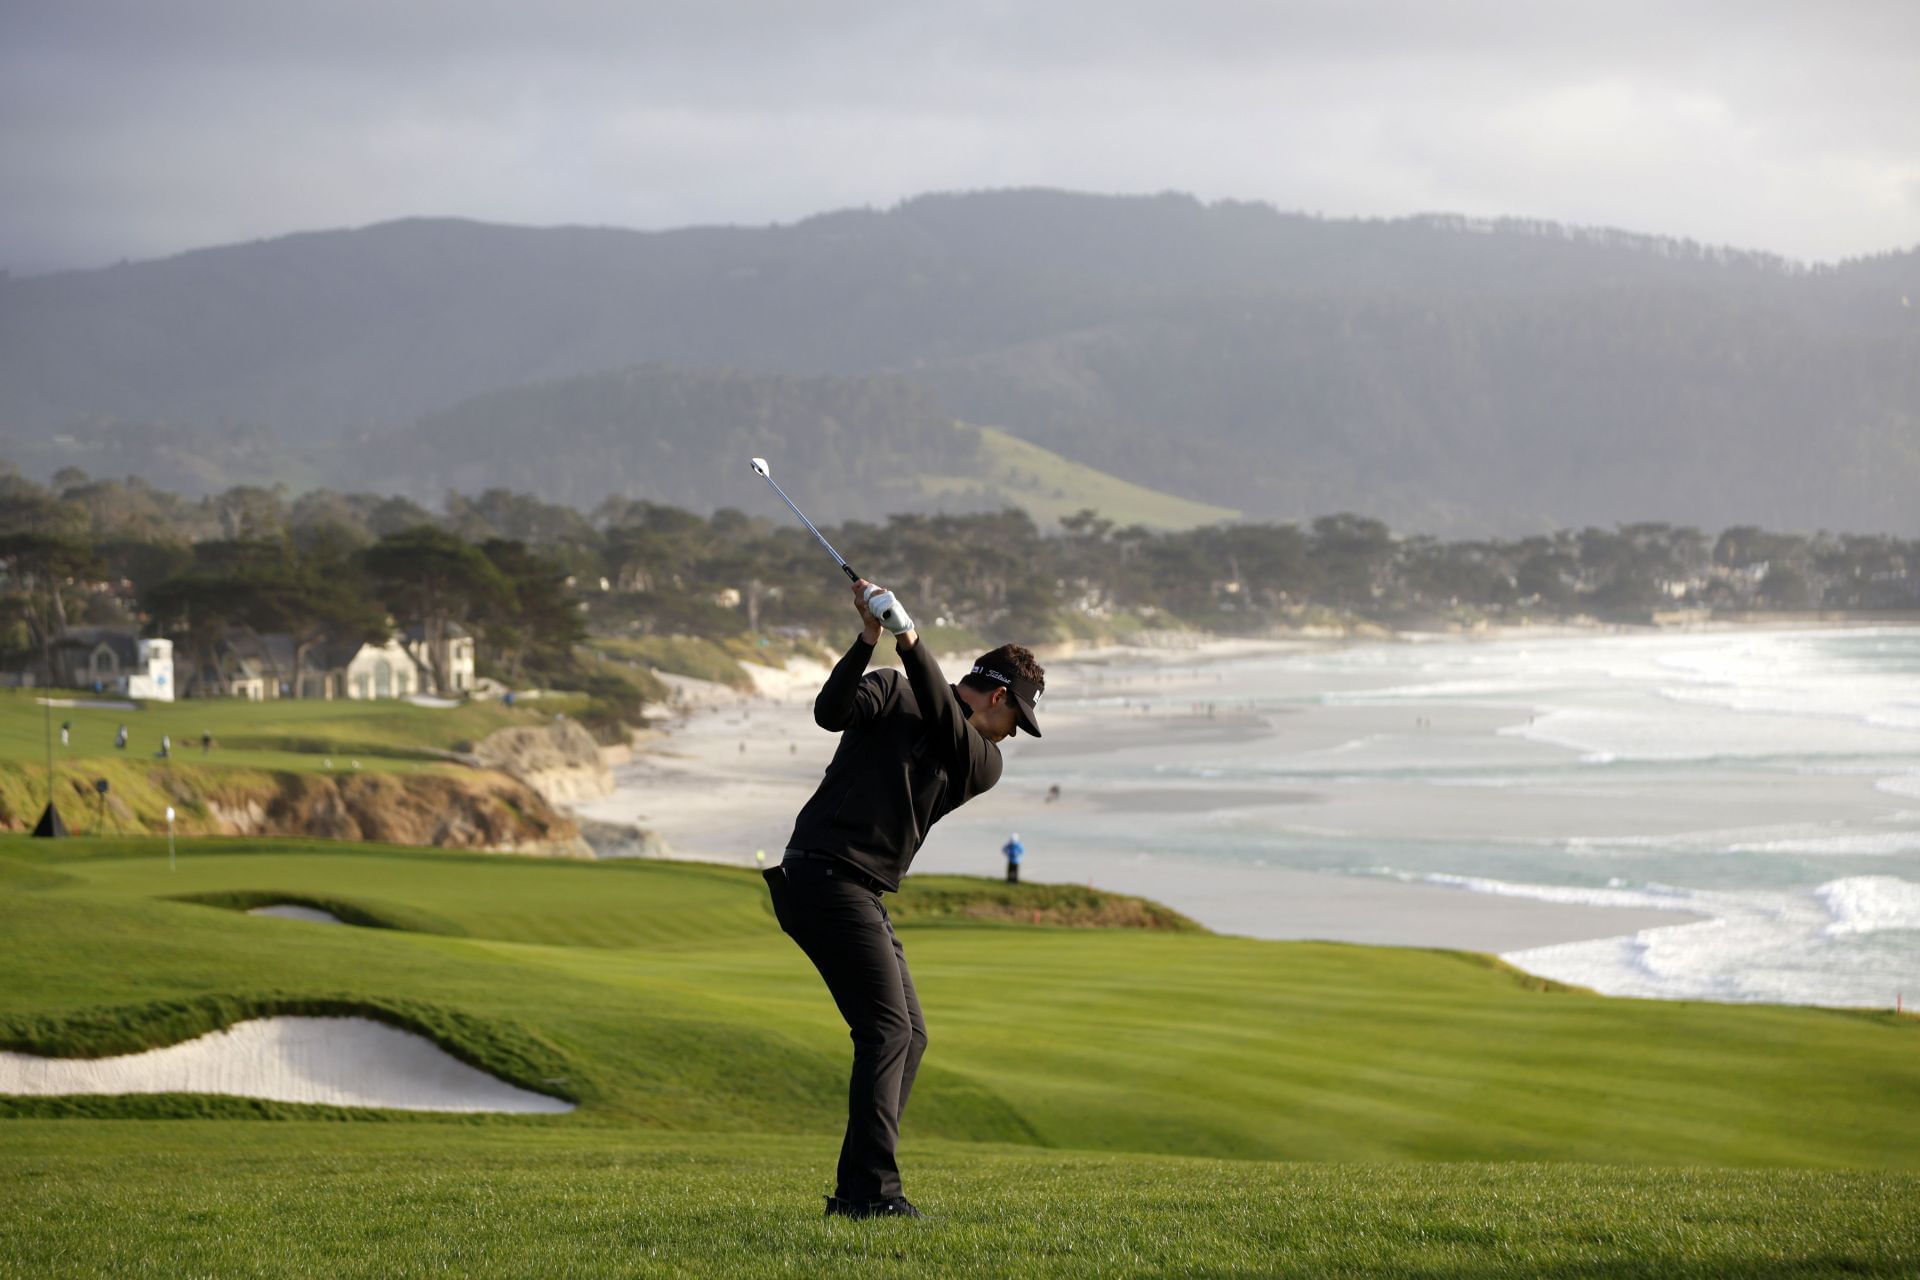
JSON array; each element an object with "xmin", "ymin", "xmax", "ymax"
[{"xmin": 971, "ymin": 666, "xmax": 1041, "ymax": 700}]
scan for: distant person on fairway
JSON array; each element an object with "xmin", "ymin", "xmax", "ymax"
[
  {"xmin": 765, "ymin": 579, "xmax": 1044, "ymax": 1221},
  {"xmin": 1002, "ymin": 833, "xmax": 1024, "ymax": 883}
]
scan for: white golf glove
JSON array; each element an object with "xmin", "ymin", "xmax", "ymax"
[{"xmin": 863, "ymin": 585, "xmax": 915, "ymax": 635}]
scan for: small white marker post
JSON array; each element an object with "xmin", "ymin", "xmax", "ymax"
[{"xmin": 165, "ymin": 806, "xmax": 176, "ymax": 872}]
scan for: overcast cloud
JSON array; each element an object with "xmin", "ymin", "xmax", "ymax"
[{"xmin": 2, "ymin": 0, "xmax": 1916, "ymax": 275}]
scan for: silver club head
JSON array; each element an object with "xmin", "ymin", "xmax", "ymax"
[{"xmin": 749, "ymin": 457, "xmax": 770, "ymax": 478}]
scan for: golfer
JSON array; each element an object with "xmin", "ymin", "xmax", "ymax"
[{"xmin": 765, "ymin": 578, "xmax": 1045, "ymax": 1220}]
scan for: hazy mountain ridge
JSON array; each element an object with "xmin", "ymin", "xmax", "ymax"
[
  {"xmin": 386, "ymin": 364, "xmax": 970, "ymax": 518},
  {"xmin": 2, "ymin": 190, "xmax": 1915, "ymax": 534},
  {"xmin": 916, "ymin": 282, "xmax": 1920, "ymax": 532}
]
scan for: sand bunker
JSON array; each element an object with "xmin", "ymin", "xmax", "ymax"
[
  {"xmin": 0, "ymin": 1016, "xmax": 573, "ymax": 1113},
  {"xmin": 246, "ymin": 904, "xmax": 344, "ymax": 923}
]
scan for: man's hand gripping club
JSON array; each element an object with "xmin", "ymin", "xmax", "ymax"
[{"xmin": 853, "ymin": 579, "xmax": 916, "ymax": 645}]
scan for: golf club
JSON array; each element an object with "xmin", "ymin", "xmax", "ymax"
[
  {"xmin": 750, "ymin": 457, "xmax": 859, "ymax": 582},
  {"xmin": 749, "ymin": 457, "xmax": 912, "ymax": 633}
]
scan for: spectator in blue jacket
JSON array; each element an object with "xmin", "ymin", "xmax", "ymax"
[{"xmin": 1002, "ymin": 833, "xmax": 1024, "ymax": 884}]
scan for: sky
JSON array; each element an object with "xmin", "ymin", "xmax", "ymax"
[{"xmin": 2, "ymin": 0, "xmax": 1917, "ymax": 276}]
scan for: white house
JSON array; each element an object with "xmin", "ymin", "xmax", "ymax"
[
  {"xmin": 146, "ymin": 623, "xmax": 475, "ymax": 701},
  {"xmin": 339, "ymin": 635, "xmax": 431, "ymax": 701},
  {"xmin": 52, "ymin": 628, "xmax": 175, "ymax": 702},
  {"xmin": 124, "ymin": 639, "xmax": 175, "ymax": 700},
  {"xmin": 165, "ymin": 630, "xmax": 440, "ymax": 702},
  {"xmin": 404, "ymin": 623, "xmax": 475, "ymax": 694},
  {"xmin": 242, "ymin": 633, "xmax": 433, "ymax": 701}
]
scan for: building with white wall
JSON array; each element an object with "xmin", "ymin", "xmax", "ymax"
[{"xmin": 51, "ymin": 628, "xmax": 175, "ymax": 702}]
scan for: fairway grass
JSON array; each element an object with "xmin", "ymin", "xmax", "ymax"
[
  {"xmin": 0, "ymin": 686, "xmax": 563, "ymax": 773},
  {"xmin": 4, "ymin": 836, "xmax": 1918, "ymax": 1275},
  {"xmin": 4, "ymin": 1125, "xmax": 1916, "ymax": 1277}
]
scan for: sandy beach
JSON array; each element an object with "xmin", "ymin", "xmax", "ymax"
[{"xmin": 577, "ymin": 636, "xmax": 1715, "ymax": 954}]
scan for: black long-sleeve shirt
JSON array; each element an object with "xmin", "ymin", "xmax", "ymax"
[{"xmin": 784, "ymin": 634, "xmax": 1003, "ymax": 891}]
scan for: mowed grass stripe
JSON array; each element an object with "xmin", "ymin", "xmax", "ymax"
[
  {"xmin": 2, "ymin": 1124, "xmax": 1916, "ymax": 1278},
  {"xmin": 26, "ymin": 842, "xmax": 773, "ymax": 950},
  {"xmin": 917, "ymin": 932, "xmax": 1920, "ymax": 1164},
  {"xmin": 2, "ymin": 838, "xmax": 1917, "ymax": 1167}
]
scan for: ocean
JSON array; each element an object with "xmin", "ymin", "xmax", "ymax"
[{"xmin": 990, "ymin": 626, "xmax": 1920, "ymax": 1009}]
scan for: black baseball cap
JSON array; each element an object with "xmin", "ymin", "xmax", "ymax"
[{"xmin": 968, "ymin": 661, "xmax": 1044, "ymax": 737}]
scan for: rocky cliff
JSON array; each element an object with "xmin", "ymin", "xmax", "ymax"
[
  {"xmin": 199, "ymin": 770, "xmax": 588, "ymax": 855},
  {"xmin": 469, "ymin": 719, "xmax": 614, "ymax": 806},
  {"xmin": 0, "ymin": 719, "xmax": 634, "ymax": 856},
  {"xmin": 0, "ymin": 760, "xmax": 589, "ymax": 857}
]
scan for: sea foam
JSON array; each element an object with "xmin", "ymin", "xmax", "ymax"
[
  {"xmin": 1492, "ymin": 874, "xmax": 1919, "ymax": 1007},
  {"xmin": 1728, "ymin": 832, "xmax": 1920, "ymax": 857},
  {"xmin": 1875, "ymin": 774, "xmax": 1920, "ymax": 801},
  {"xmin": 1816, "ymin": 876, "xmax": 1920, "ymax": 937},
  {"xmin": 1408, "ymin": 871, "xmax": 1699, "ymax": 914}
]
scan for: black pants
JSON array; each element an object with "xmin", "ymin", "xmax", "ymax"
[{"xmin": 765, "ymin": 855, "xmax": 927, "ymax": 1202}]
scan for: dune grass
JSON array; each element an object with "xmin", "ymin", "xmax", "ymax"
[
  {"xmin": 592, "ymin": 635, "xmax": 761, "ymax": 690},
  {"xmin": 591, "ymin": 633, "xmax": 832, "ymax": 694},
  {"xmin": 3, "ymin": 836, "xmax": 1918, "ymax": 1274}
]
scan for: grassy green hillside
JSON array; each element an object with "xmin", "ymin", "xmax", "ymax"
[
  {"xmin": 924, "ymin": 425, "xmax": 1240, "ymax": 531},
  {"xmin": 3, "ymin": 837, "xmax": 1917, "ymax": 1275}
]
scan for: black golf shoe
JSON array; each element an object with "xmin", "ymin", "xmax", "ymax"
[{"xmin": 824, "ymin": 1195, "xmax": 925, "ymax": 1220}]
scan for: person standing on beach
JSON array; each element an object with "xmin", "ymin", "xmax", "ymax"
[
  {"xmin": 765, "ymin": 578, "xmax": 1045, "ymax": 1221},
  {"xmin": 1002, "ymin": 832, "xmax": 1024, "ymax": 884}
]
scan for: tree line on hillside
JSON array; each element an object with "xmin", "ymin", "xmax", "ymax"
[
  {"xmin": 5, "ymin": 191, "xmax": 1915, "ymax": 538},
  {"xmin": 0, "ymin": 471, "xmax": 584, "ymax": 700},
  {"xmin": 3, "ymin": 469, "xmax": 1914, "ymax": 702}
]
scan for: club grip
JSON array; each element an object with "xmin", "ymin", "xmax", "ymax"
[{"xmin": 841, "ymin": 564, "xmax": 860, "ymax": 582}]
